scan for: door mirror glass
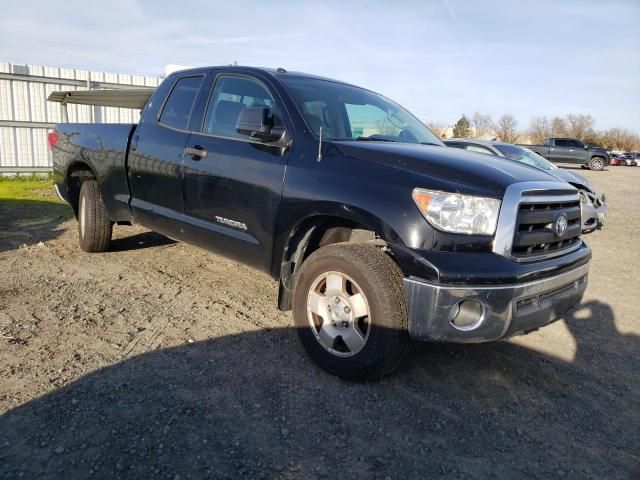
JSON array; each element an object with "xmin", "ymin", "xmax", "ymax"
[
  {"xmin": 237, "ymin": 107, "xmax": 272, "ymax": 136},
  {"xmin": 236, "ymin": 107, "xmax": 287, "ymax": 144}
]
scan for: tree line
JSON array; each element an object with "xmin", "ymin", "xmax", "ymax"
[{"xmin": 427, "ymin": 113, "xmax": 640, "ymax": 151}]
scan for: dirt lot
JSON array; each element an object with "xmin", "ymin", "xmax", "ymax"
[{"xmin": 0, "ymin": 167, "xmax": 638, "ymax": 479}]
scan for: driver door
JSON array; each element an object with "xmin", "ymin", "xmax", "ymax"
[{"xmin": 181, "ymin": 73, "xmax": 291, "ymax": 272}]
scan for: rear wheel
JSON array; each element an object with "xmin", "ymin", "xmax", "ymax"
[
  {"xmin": 292, "ymin": 243, "xmax": 411, "ymax": 380},
  {"xmin": 78, "ymin": 180, "xmax": 113, "ymax": 252},
  {"xmin": 588, "ymin": 157, "xmax": 605, "ymax": 171}
]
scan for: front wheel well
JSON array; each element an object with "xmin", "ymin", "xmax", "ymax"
[{"xmin": 277, "ymin": 216, "xmax": 390, "ymax": 311}]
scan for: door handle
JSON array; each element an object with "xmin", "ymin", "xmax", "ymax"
[
  {"xmin": 184, "ymin": 146, "xmax": 208, "ymax": 159},
  {"xmin": 131, "ymin": 134, "xmax": 139, "ymax": 151}
]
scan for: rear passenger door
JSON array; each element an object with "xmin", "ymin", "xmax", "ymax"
[
  {"xmin": 128, "ymin": 74, "xmax": 205, "ymax": 236},
  {"xmin": 181, "ymin": 73, "xmax": 291, "ymax": 272},
  {"xmin": 549, "ymin": 139, "xmax": 581, "ymax": 164}
]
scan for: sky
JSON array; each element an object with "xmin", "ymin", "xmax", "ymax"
[{"xmin": 1, "ymin": 0, "xmax": 638, "ymax": 132}]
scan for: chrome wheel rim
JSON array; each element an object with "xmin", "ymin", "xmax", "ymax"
[
  {"xmin": 79, "ymin": 193, "xmax": 86, "ymax": 239},
  {"xmin": 592, "ymin": 158, "xmax": 603, "ymax": 170},
  {"xmin": 306, "ymin": 271, "xmax": 371, "ymax": 357}
]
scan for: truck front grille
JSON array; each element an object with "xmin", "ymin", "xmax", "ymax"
[{"xmin": 511, "ymin": 199, "xmax": 582, "ymax": 259}]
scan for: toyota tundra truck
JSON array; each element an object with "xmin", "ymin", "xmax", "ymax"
[{"xmin": 50, "ymin": 66, "xmax": 591, "ymax": 380}]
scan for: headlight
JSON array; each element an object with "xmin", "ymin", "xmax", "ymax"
[{"xmin": 412, "ymin": 188, "xmax": 501, "ymax": 235}]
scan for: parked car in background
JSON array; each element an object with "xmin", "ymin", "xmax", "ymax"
[
  {"xmin": 632, "ymin": 153, "xmax": 640, "ymax": 167},
  {"xmin": 445, "ymin": 139, "xmax": 607, "ymax": 233},
  {"xmin": 519, "ymin": 137, "xmax": 610, "ymax": 171},
  {"xmin": 622, "ymin": 152, "xmax": 636, "ymax": 166},
  {"xmin": 609, "ymin": 152, "xmax": 625, "ymax": 166}
]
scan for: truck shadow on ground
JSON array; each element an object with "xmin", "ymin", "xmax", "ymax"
[
  {"xmin": 109, "ymin": 231, "xmax": 176, "ymax": 252},
  {"xmin": 0, "ymin": 301, "xmax": 637, "ymax": 479},
  {"xmin": 0, "ymin": 199, "xmax": 73, "ymax": 253}
]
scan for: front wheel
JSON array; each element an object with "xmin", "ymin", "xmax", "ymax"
[
  {"xmin": 78, "ymin": 180, "xmax": 113, "ymax": 252},
  {"xmin": 588, "ymin": 157, "xmax": 605, "ymax": 171},
  {"xmin": 292, "ymin": 243, "xmax": 411, "ymax": 380}
]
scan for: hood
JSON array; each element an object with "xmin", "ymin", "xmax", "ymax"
[
  {"xmin": 550, "ymin": 168, "xmax": 594, "ymax": 192},
  {"xmin": 334, "ymin": 141, "xmax": 562, "ymax": 197},
  {"xmin": 588, "ymin": 145, "xmax": 608, "ymax": 153}
]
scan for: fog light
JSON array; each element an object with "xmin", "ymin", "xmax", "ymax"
[{"xmin": 449, "ymin": 299, "xmax": 485, "ymax": 331}]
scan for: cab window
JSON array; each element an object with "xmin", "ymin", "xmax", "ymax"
[
  {"xmin": 158, "ymin": 76, "xmax": 204, "ymax": 130},
  {"xmin": 202, "ymin": 75, "xmax": 282, "ymax": 139}
]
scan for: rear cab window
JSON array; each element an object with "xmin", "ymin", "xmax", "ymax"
[{"xmin": 158, "ymin": 75, "xmax": 204, "ymax": 130}]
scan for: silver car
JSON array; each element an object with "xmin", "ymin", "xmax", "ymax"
[{"xmin": 444, "ymin": 139, "xmax": 607, "ymax": 233}]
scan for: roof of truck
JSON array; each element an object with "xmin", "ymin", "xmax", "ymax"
[{"xmin": 46, "ymin": 66, "xmax": 362, "ymax": 109}]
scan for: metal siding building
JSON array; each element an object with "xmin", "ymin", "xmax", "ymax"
[{"xmin": 0, "ymin": 62, "xmax": 161, "ymax": 173}]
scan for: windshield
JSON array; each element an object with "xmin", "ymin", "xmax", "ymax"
[
  {"xmin": 280, "ymin": 76, "xmax": 443, "ymax": 146},
  {"xmin": 494, "ymin": 144, "xmax": 557, "ymax": 171}
]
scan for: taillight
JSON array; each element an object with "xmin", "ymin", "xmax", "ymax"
[{"xmin": 47, "ymin": 130, "xmax": 59, "ymax": 151}]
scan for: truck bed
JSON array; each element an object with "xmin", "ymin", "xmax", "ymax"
[{"xmin": 52, "ymin": 123, "xmax": 137, "ymax": 222}]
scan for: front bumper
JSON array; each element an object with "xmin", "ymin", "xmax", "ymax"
[
  {"xmin": 581, "ymin": 191, "xmax": 607, "ymax": 233},
  {"xmin": 404, "ymin": 261, "xmax": 590, "ymax": 342}
]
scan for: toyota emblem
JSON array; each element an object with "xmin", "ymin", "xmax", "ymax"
[{"xmin": 555, "ymin": 215, "xmax": 568, "ymax": 236}]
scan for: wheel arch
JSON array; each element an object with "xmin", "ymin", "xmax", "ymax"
[
  {"xmin": 275, "ymin": 211, "xmax": 402, "ymax": 311},
  {"xmin": 65, "ymin": 161, "xmax": 97, "ymax": 217}
]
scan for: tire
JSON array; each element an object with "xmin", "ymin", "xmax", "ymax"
[
  {"xmin": 292, "ymin": 243, "xmax": 411, "ymax": 380},
  {"xmin": 588, "ymin": 157, "xmax": 605, "ymax": 171},
  {"xmin": 77, "ymin": 180, "xmax": 113, "ymax": 252}
]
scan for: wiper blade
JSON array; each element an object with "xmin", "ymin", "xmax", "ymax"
[
  {"xmin": 354, "ymin": 136, "xmax": 396, "ymax": 142},
  {"xmin": 420, "ymin": 142, "xmax": 443, "ymax": 146}
]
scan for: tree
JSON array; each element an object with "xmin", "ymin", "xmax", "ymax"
[
  {"xmin": 471, "ymin": 112, "xmax": 494, "ymax": 139},
  {"xmin": 426, "ymin": 121, "xmax": 449, "ymax": 139},
  {"xmin": 551, "ymin": 116, "xmax": 567, "ymax": 137},
  {"xmin": 582, "ymin": 131, "xmax": 605, "ymax": 147},
  {"xmin": 524, "ymin": 112, "xmax": 640, "ymax": 151},
  {"xmin": 528, "ymin": 116, "xmax": 552, "ymax": 144},
  {"xmin": 452, "ymin": 115, "xmax": 472, "ymax": 138},
  {"xmin": 495, "ymin": 114, "xmax": 519, "ymax": 143},
  {"xmin": 599, "ymin": 128, "xmax": 640, "ymax": 151},
  {"xmin": 565, "ymin": 114, "xmax": 595, "ymax": 140}
]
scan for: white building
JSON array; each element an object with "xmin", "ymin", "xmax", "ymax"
[{"xmin": 0, "ymin": 62, "xmax": 161, "ymax": 173}]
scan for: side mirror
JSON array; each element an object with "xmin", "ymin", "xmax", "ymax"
[{"xmin": 236, "ymin": 107, "xmax": 286, "ymax": 144}]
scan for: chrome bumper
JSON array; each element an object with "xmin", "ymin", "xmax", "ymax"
[{"xmin": 404, "ymin": 262, "xmax": 590, "ymax": 342}]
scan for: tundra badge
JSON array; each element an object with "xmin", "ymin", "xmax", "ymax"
[{"xmin": 215, "ymin": 216, "xmax": 248, "ymax": 231}]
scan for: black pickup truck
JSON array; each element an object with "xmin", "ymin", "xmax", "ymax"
[
  {"xmin": 521, "ymin": 137, "xmax": 610, "ymax": 171},
  {"xmin": 51, "ymin": 66, "xmax": 591, "ymax": 379}
]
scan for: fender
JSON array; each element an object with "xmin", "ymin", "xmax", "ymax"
[{"xmin": 273, "ymin": 205, "xmax": 441, "ymax": 311}]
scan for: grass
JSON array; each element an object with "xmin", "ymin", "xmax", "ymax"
[
  {"xmin": 0, "ymin": 174, "xmax": 59, "ymax": 203},
  {"xmin": 0, "ymin": 175, "xmax": 73, "ymax": 250}
]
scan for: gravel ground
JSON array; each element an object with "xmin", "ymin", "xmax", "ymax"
[{"xmin": 0, "ymin": 167, "xmax": 638, "ymax": 479}]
